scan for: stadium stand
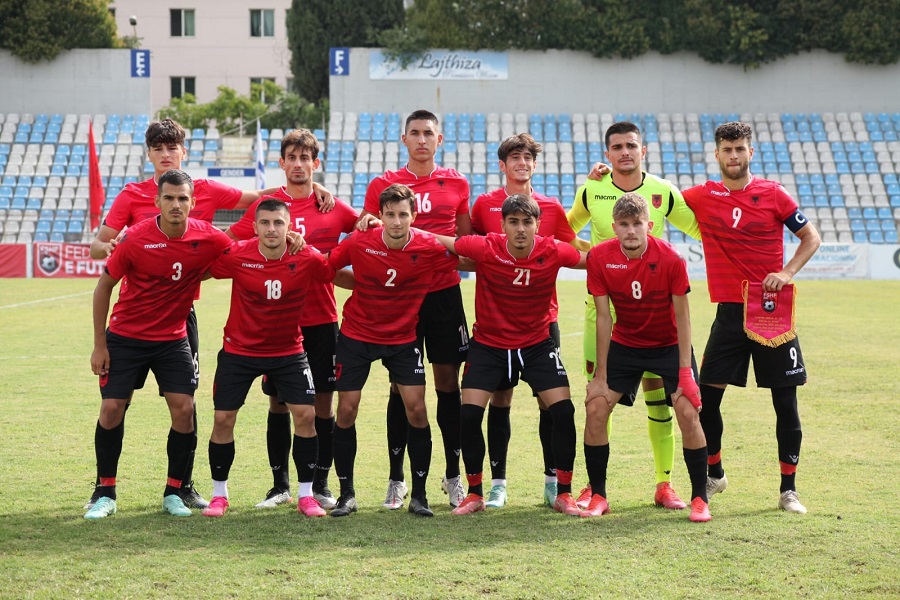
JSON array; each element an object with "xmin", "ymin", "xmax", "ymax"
[{"xmin": 0, "ymin": 111, "xmax": 898, "ymax": 245}]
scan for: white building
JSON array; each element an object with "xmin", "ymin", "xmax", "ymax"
[{"xmin": 108, "ymin": 0, "xmax": 293, "ymax": 114}]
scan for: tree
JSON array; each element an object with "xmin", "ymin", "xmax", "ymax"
[
  {"xmin": 0, "ymin": 0, "xmax": 117, "ymax": 63},
  {"xmin": 287, "ymin": 0, "xmax": 405, "ymax": 102}
]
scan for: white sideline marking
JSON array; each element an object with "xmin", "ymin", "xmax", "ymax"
[{"xmin": 0, "ymin": 291, "xmax": 92, "ymax": 310}]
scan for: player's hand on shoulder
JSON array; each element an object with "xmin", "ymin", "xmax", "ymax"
[
  {"xmin": 588, "ymin": 162, "xmax": 611, "ymax": 182},
  {"xmin": 286, "ymin": 230, "xmax": 306, "ymax": 254},
  {"xmin": 356, "ymin": 214, "xmax": 381, "ymax": 231},
  {"xmin": 314, "ymin": 182, "xmax": 336, "ymax": 213}
]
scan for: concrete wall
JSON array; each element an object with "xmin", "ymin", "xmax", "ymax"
[
  {"xmin": 0, "ymin": 49, "xmax": 151, "ymax": 116},
  {"xmin": 330, "ymin": 48, "xmax": 900, "ymax": 116},
  {"xmin": 109, "ymin": 0, "xmax": 293, "ymax": 113}
]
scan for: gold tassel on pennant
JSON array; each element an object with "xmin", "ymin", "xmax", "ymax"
[{"xmin": 742, "ymin": 280, "xmax": 798, "ymax": 348}]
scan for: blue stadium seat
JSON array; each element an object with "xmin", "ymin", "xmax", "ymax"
[
  {"xmin": 877, "ymin": 207, "xmax": 892, "ymax": 219},
  {"xmin": 885, "ymin": 230, "xmax": 898, "ymax": 244},
  {"xmin": 863, "ymin": 207, "xmax": 877, "ymax": 220},
  {"xmin": 847, "ymin": 207, "xmax": 862, "ymax": 219},
  {"xmin": 850, "ymin": 219, "xmax": 865, "ymax": 232},
  {"xmin": 33, "ymin": 232, "xmax": 49, "ymax": 242},
  {"xmin": 67, "ymin": 221, "xmax": 83, "ymax": 233},
  {"xmin": 869, "ymin": 231, "xmax": 885, "ymax": 243},
  {"xmin": 57, "ymin": 209, "xmax": 71, "ymax": 220},
  {"xmin": 50, "ymin": 232, "xmax": 65, "ymax": 242},
  {"xmin": 52, "ymin": 221, "xmax": 67, "ymax": 233},
  {"xmin": 852, "ymin": 231, "xmax": 868, "ymax": 243}
]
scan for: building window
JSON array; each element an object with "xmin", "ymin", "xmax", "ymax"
[
  {"xmin": 250, "ymin": 9, "xmax": 274, "ymax": 37},
  {"xmin": 170, "ymin": 9, "xmax": 195, "ymax": 37},
  {"xmin": 171, "ymin": 77, "xmax": 196, "ymax": 100}
]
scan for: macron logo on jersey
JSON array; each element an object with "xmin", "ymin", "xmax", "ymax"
[
  {"xmin": 365, "ymin": 248, "xmax": 388, "ymax": 257},
  {"xmin": 489, "ymin": 207, "xmax": 502, "ymax": 212},
  {"xmin": 493, "ymin": 255, "xmax": 515, "ymax": 265},
  {"xmin": 606, "ymin": 263, "xmax": 628, "ymax": 269},
  {"xmin": 709, "ymin": 189, "xmax": 731, "ymax": 197},
  {"xmin": 594, "ymin": 194, "xmax": 619, "ymax": 201},
  {"xmin": 241, "ymin": 262, "xmax": 264, "ymax": 269},
  {"xmin": 144, "ymin": 243, "xmax": 167, "ymax": 249}
]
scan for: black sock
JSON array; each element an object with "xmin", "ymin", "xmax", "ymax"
[
  {"xmin": 548, "ymin": 400, "xmax": 576, "ymax": 494},
  {"xmin": 266, "ymin": 411, "xmax": 292, "ymax": 491},
  {"xmin": 772, "ymin": 387, "xmax": 802, "ymax": 492},
  {"xmin": 461, "ymin": 403, "xmax": 486, "ymax": 497},
  {"xmin": 313, "ymin": 415, "xmax": 334, "ymax": 488},
  {"xmin": 699, "ymin": 384, "xmax": 725, "ymax": 477},
  {"xmin": 436, "ymin": 389, "xmax": 461, "ymax": 479},
  {"xmin": 486, "ymin": 404, "xmax": 510, "ymax": 481},
  {"xmin": 165, "ymin": 429, "xmax": 193, "ymax": 497},
  {"xmin": 95, "ymin": 420, "xmax": 124, "ymax": 500},
  {"xmin": 208, "ymin": 440, "xmax": 235, "ymax": 482},
  {"xmin": 539, "ymin": 408, "xmax": 555, "ymax": 477},
  {"xmin": 386, "ymin": 390, "xmax": 407, "ymax": 482},
  {"xmin": 292, "ymin": 434, "xmax": 318, "ymax": 485},
  {"xmin": 407, "ymin": 424, "xmax": 432, "ymax": 500},
  {"xmin": 332, "ymin": 424, "xmax": 357, "ymax": 496},
  {"xmin": 584, "ymin": 443, "xmax": 610, "ymax": 499},
  {"xmin": 180, "ymin": 404, "xmax": 199, "ymax": 489},
  {"xmin": 683, "ymin": 446, "xmax": 709, "ymax": 502}
]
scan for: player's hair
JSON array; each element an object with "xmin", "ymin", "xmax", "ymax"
[
  {"xmin": 280, "ymin": 128, "xmax": 320, "ymax": 160},
  {"xmin": 405, "ymin": 109, "xmax": 440, "ymax": 133},
  {"xmin": 604, "ymin": 121, "xmax": 642, "ymax": 149},
  {"xmin": 157, "ymin": 169, "xmax": 194, "ymax": 195},
  {"xmin": 715, "ymin": 121, "xmax": 753, "ymax": 146},
  {"xmin": 501, "ymin": 194, "xmax": 541, "ymax": 220},
  {"xmin": 145, "ymin": 118, "xmax": 186, "ymax": 148},
  {"xmin": 498, "ymin": 133, "xmax": 542, "ymax": 162},
  {"xmin": 379, "ymin": 183, "xmax": 417, "ymax": 214},
  {"xmin": 612, "ymin": 192, "xmax": 650, "ymax": 221},
  {"xmin": 256, "ymin": 198, "xmax": 289, "ymax": 217}
]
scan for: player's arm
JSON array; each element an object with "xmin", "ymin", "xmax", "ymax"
[
  {"xmin": 90, "ymin": 225, "xmax": 123, "ymax": 259},
  {"xmin": 91, "ymin": 272, "xmax": 118, "ymax": 376},
  {"xmin": 286, "ymin": 230, "xmax": 306, "ymax": 254},
  {"xmin": 430, "ymin": 232, "xmax": 458, "ymax": 254},
  {"xmin": 570, "ymin": 237, "xmax": 591, "ymax": 252},
  {"xmin": 455, "ymin": 211, "xmax": 473, "ymax": 236},
  {"xmin": 586, "ymin": 294, "xmax": 613, "ymax": 406},
  {"xmin": 587, "ymin": 162, "xmax": 611, "ymax": 181},
  {"xmin": 766, "ymin": 217, "xmax": 822, "ymax": 291},
  {"xmin": 332, "ymin": 268, "xmax": 355, "ymax": 290},
  {"xmin": 234, "ymin": 186, "xmax": 281, "ymax": 210},
  {"xmin": 666, "ymin": 188, "xmax": 702, "ymax": 240},
  {"xmin": 566, "ymin": 185, "xmax": 592, "ymax": 236},
  {"xmin": 672, "ymin": 293, "xmax": 701, "ymax": 410},
  {"xmin": 312, "ymin": 182, "xmax": 336, "ymax": 212}
]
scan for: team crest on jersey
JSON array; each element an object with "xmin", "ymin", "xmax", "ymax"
[
  {"xmin": 437, "ymin": 180, "xmax": 445, "ymax": 188},
  {"xmin": 36, "ymin": 243, "xmax": 62, "ymax": 276},
  {"xmin": 649, "ymin": 263, "xmax": 658, "ymax": 273},
  {"xmin": 410, "ymin": 254, "xmax": 419, "ymax": 264},
  {"xmin": 191, "ymin": 241, "xmax": 200, "ymax": 252},
  {"xmin": 288, "ymin": 263, "xmax": 297, "ymax": 272},
  {"xmin": 537, "ymin": 257, "xmax": 545, "ymax": 265},
  {"xmin": 752, "ymin": 196, "xmax": 760, "ymax": 204},
  {"xmin": 652, "ymin": 194, "xmax": 662, "ymax": 209},
  {"xmin": 762, "ymin": 291, "xmax": 777, "ymax": 313}
]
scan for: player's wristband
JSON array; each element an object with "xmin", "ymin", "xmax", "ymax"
[{"xmin": 678, "ymin": 367, "xmax": 702, "ymax": 409}]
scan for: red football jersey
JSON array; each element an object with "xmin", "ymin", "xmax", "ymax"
[
  {"xmin": 364, "ymin": 166, "xmax": 469, "ymax": 292},
  {"xmin": 105, "ymin": 218, "xmax": 233, "ymax": 341},
  {"xmin": 103, "ymin": 177, "xmax": 242, "ymax": 230},
  {"xmin": 455, "ymin": 233, "xmax": 582, "ymax": 349},
  {"xmin": 328, "ymin": 227, "xmax": 457, "ymax": 344},
  {"xmin": 229, "ymin": 188, "xmax": 358, "ymax": 326},
  {"xmin": 683, "ymin": 177, "xmax": 798, "ymax": 303},
  {"xmin": 208, "ymin": 239, "xmax": 335, "ymax": 357},
  {"xmin": 586, "ymin": 236, "xmax": 690, "ymax": 348},
  {"xmin": 471, "ymin": 187, "xmax": 576, "ymax": 322}
]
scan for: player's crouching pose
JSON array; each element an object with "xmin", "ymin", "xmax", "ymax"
[
  {"xmin": 433, "ymin": 194, "xmax": 589, "ymax": 517},
  {"xmin": 583, "ymin": 192, "xmax": 711, "ymax": 522},
  {"xmin": 327, "ymin": 184, "xmax": 459, "ymax": 517},
  {"xmin": 86, "ymin": 170, "xmax": 233, "ymax": 520},
  {"xmin": 201, "ymin": 199, "xmax": 351, "ymax": 518}
]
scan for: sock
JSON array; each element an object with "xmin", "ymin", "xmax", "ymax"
[
  {"xmin": 292, "ymin": 434, "xmax": 318, "ymax": 495},
  {"xmin": 298, "ymin": 481, "xmax": 313, "ymax": 498},
  {"xmin": 407, "ymin": 424, "xmax": 432, "ymax": 500},
  {"xmin": 212, "ymin": 479, "xmax": 228, "ymax": 498},
  {"xmin": 699, "ymin": 385, "xmax": 726, "ymax": 477},
  {"xmin": 266, "ymin": 411, "xmax": 292, "ymax": 491},
  {"xmin": 208, "ymin": 440, "xmax": 235, "ymax": 484},
  {"xmin": 436, "ymin": 389, "xmax": 462, "ymax": 479},
  {"xmin": 180, "ymin": 404, "xmax": 199, "ymax": 489},
  {"xmin": 165, "ymin": 429, "xmax": 193, "ymax": 497},
  {"xmin": 386, "ymin": 390, "xmax": 407, "ymax": 482},
  {"xmin": 539, "ymin": 408, "xmax": 555, "ymax": 477},
  {"xmin": 772, "ymin": 387, "xmax": 802, "ymax": 492},
  {"xmin": 683, "ymin": 446, "xmax": 709, "ymax": 502},
  {"xmin": 486, "ymin": 404, "xmax": 510, "ymax": 481},
  {"xmin": 460, "ymin": 404, "xmax": 486, "ymax": 496},
  {"xmin": 556, "ymin": 469, "xmax": 574, "ymax": 496},
  {"xmin": 94, "ymin": 403, "xmax": 129, "ymax": 488},
  {"xmin": 313, "ymin": 415, "xmax": 335, "ymax": 488},
  {"xmin": 466, "ymin": 472, "xmax": 484, "ymax": 498},
  {"xmin": 95, "ymin": 420, "xmax": 124, "ymax": 500},
  {"xmin": 584, "ymin": 443, "xmax": 609, "ymax": 499},
  {"xmin": 644, "ymin": 388, "xmax": 675, "ymax": 484},
  {"xmin": 548, "ymin": 400, "xmax": 576, "ymax": 495},
  {"xmin": 332, "ymin": 424, "xmax": 357, "ymax": 496}
]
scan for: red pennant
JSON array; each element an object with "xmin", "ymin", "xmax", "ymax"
[{"xmin": 88, "ymin": 121, "xmax": 105, "ymax": 231}]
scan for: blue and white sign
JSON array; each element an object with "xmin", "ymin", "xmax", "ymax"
[
  {"xmin": 208, "ymin": 168, "xmax": 255, "ymax": 178},
  {"xmin": 130, "ymin": 49, "xmax": 150, "ymax": 78},
  {"xmin": 370, "ymin": 49, "xmax": 508, "ymax": 80},
  {"xmin": 330, "ymin": 47, "xmax": 349, "ymax": 76}
]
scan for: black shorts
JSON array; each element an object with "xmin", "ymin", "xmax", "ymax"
[
  {"xmin": 214, "ymin": 350, "xmax": 315, "ymax": 411},
  {"xmin": 699, "ymin": 303, "xmax": 808, "ymax": 389},
  {"xmin": 494, "ymin": 321, "xmax": 562, "ymax": 393},
  {"xmin": 101, "ymin": 331, "xmax": 197, "ymax": 399},
  {"xmin": 416, "ymin": 284, "xmax": 469, "ymax": 365},
  {"xmin": 462, "ymin": 337, "xmax": 569, "ymax": 395},
  {"xmin": 605, "ymin": 341, "xmax": 699, "ymax": 407},
  {"xmin": 262, "ymin": 322, "xmax": 337, "ymax": 397},
  {"xmin": 335, "ymin": 333, "xmax": 426, "ymax": 391}
]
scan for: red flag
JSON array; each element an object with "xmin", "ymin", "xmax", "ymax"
[{"xmin": 88, "ymin": 121, "xmax": 105, "ymax": 230}]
